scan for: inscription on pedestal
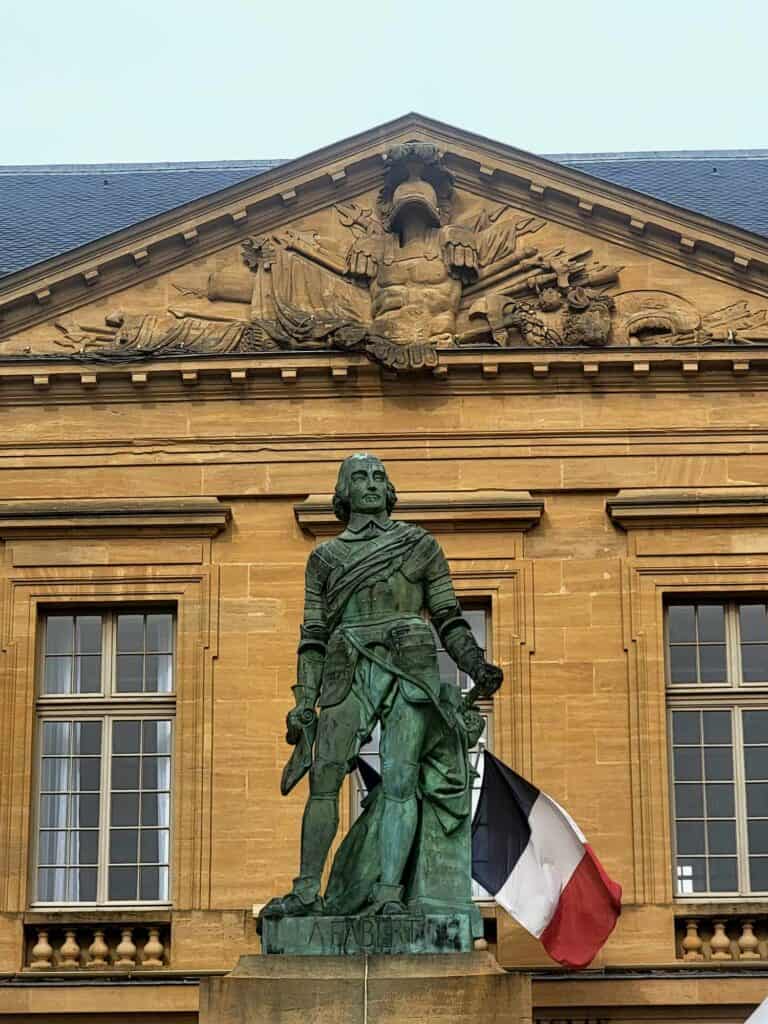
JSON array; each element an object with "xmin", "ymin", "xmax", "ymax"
[{"xmin": 261, "ymin": 913, "xmax": 472, "ymax": 955}]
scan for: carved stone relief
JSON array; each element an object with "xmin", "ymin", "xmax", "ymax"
[{"xmin": 40, "ymin": 144, "xmax": 768, "ymax": 370}]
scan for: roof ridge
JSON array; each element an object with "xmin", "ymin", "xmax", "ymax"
[{"xmin": 549, "ymin": 149, "xmax": 768, "ymax": 162}]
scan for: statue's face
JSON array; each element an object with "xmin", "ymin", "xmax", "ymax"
[{"xmin": 346, "ymin": 458, "xmax": 388, "ymax": 515}]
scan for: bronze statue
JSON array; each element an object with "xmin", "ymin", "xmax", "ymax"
[{"xmin": 258, "ymin": 454, "xmax": 502, "ymax": 951}]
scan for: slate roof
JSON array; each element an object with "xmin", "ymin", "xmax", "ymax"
[{"xmin": 1, "ymin": 150, "xmax": 766, "ymax": 278}]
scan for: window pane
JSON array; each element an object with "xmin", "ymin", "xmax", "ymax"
[
  {"xmin": 40, "ymin": 795, "xmax": 68, "ymax": 828},
  {"xmin": 709, "ymin": 858, "xmax": 738, "ymax": 891},
  {"xmin": 71, "ymin": 757, "xmax": 100, "ymax": 792},
  {"xmin": 146, "ymin": 614, "xmax": 172, "ymax": 653},
  {"xmin": 110, "ymin": 829, "xmax": 138, "ymax": 864},
  {"xmin": 116, "ymin": 655, "xmax": 143, "ymax": 693},
  {"xmin": 46, "ymin": 616, "xmax": 73, "ymax": 655},
  {"xmin": 708, "ymin": 820, "xmax": 737, "ymax": 855},
  {"xmin": 38, "ymin": 830, "xmax": 67, "ymax": 865},
  {"xmin": 704, "ymin": 747, "xmax": 733, "ymax": 781},
  {"xmin": 43, "ymin": 657, "xmax": 72, "ymax": 695},
  {"xmin": 700, "ymin": 645, "xmax": 727, "ymax": 683},
  {"xmin": 745, "ymin": 746, "xmax": 768, "ymax": 781},
  {"xmin": 112, "ymin": 757, "xmax": 140, "ymax": 790},
  {"xmin": 139, "ymin": 865, "xmax": 168, "ymax": 901},
  {"xmin": 748, "ymin": 820, "xmax": 768, "ymax": 855},
  {"xmin": 747, "ymin": 783, "xmax": 768, "ymax": 817},
  {"xmin": 749, "ymin": 857, "xmax": 768, "ymax": 891},
  {"xmin": 674, "ymin": 747, "xmax": 702, "ymax": 781},
  {"xmin": 676, "ymin": 820, "xmax": 705, "ymax": 855},
  {"xmin": 71, "ymin": 793, "xmax": 100, "ymax": 828},
  {"xmin": 41, "ymin": 758, "xmax": 69, "ymax": 791},
  {"xmin": 146, "ymin": 654, "xmax": 172, "ymax": 693},
  {"xmin": 117, "ymin": 614, "xmax": 144, "ymax": 653},
  {"xmin": 76, "ymin": 616, "xmax": 102, "ymax": 655},
  {"xmin": 111, "ymin": 793, "xmax": 139, "ymax": 827},
  {"xmin": 42, "ymin": 721, "xmax": 71, "ymax": 755},
  {"xmin": 69, "ymin": 867, "xmax": 97, "ymax": 902},
  {"xmin": 142, "ymin": 756, "xmax": 171, "ymax": 791},
  {"xmin": 75, "ymin": 655, "xmax": 101, "ymax": 694},
  {"xmin": 706, "ymin": 783, "xmax": 735, "ymax": 818},
  {"xmin": 140, "ymin": 829, "xmax": 169, "ymax": 863},
  {"xmin": 141, "ymin": 793, "xmax": 170, "ymax": 827},
  {"xmin": 73, "ymin": 721, "xmax": 101, "ymax": 756},
  {"xmin": 703, "ymin": 711, "xmax": 732, "ymax": 744},
  {"xmin": 743, "ymin": 710, "xmax": 768, "ymax": 745},
  {"xmin": 37, "ymin": 867, "xmax": 67, "ymax": 901},
  {"xmin": 142, "ymin": 720, "xmax": 172, "ymax": 755},
  {"xmin": 673, "ymin": 711, "xmax": 700, "ymax": 745},
  {"xmin": 698, "ymin": 605, "xmax": 726, "ymax": 643},
  {"xmin": 670, "ymin": 645, "xmax": 697, "ymax": 684},
  {"xmin": 676, "ymin": 858, "xmax": 706, "ymax": 894},
  {"xmin": 675, "ymin": 784, "xmax": 704, "ymax": 818},
  {"xmin": 742, "ymin": 645, "xmax": 768, "ymax": 683},
  {"xmin": 669, "ymin": 605, "xmax": 696, "ymax": 643},
  {"xmin": 109, "ymin": 865, "xmax": 138, "ymax": 901},
  {"xmin": 113, "ymin": 721, "xmax": 141, "ymax": 754},
  {"xmin": 71, "ymin": 830, "xmax": 98, "ymax": 865},
  {"xmin": 740, "ymin": 603, "xmax": 768, "ymax": 643}
]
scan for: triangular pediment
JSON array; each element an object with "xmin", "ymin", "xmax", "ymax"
[{"xmin": 3, "ymin": 113, "xmax": 768, "ymax": 369}]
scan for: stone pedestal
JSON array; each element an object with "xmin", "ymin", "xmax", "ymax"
[
  {"xmin": 199, "ymin": 951, "xmax": 531, "ymax": 1024},
  {"xmin": 260, "ymin": 912, "xmax": 474, "ymax": 955}
]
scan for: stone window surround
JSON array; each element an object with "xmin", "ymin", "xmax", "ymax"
[
  {"xmin": 608, "ymin": 487, "xmax": 768, "ymax": 906},
  {"xmin": 0, "ymin": 497, "xmax": 228, "ymax": 916}
]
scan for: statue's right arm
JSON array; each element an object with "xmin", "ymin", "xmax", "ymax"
[{"xmin": 286, "ymin": 551, "xmax": 329, "ymax": 739}]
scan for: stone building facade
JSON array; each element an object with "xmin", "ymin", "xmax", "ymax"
[{"xmin": 1, "ymin": 115, "xmax": 768, "ymax": 1021}]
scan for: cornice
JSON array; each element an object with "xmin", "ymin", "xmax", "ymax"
[
  {"xmin": 0, "ymin": 497, "xmax": 231, "ymax": 537},
  {"xmin": 2, "ymin": 113, "xmax": 768, "ymax": 342},
  {"xmin": 1, "ymin": 346, "xmax": 768, "ymax": 405},
  {"xmin": 607, "ymin": 488, "xmax": 768, "ymax": 529},
  {"xmin": 294, "ymin": 490, "xmax": 544, "ymax": 537}
]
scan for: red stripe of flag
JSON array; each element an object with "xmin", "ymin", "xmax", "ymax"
[{"xmin": 540, "ymin": 844, "xmax": 622, "ymax": 969}]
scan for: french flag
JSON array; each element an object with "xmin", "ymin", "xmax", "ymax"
[{"xmin": 472, "ymin": 751, "xmax": 622, "ymax": 969}]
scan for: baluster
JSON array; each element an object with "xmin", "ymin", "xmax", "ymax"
[
  {"xmin": 115, "ymin": 928, "xmax": 137, "ymax": 968},
  {"xmin": 29, "ymin": 929, "xmax": 53, "ymax": 970},
  {"xmin": 59, "ymin": 929, "xmax": 81, "ymax": 969},
  {"xmin": 87, "ymin": 928, "xmax": 110, "ymax": 969},
  {"xmin": 681, "ymin": 919, "xmax": 704, "ymax": 961},
  {"xmin": 142, "ymin": 927, "xmax": 165, "ymax": 968},
  {"xmin": 738, "ymin": 919, "xmax": 761, "ymax": 960},
  {"xmin": 710, "ymin": 920, "xmax": 733, "ymax": 960}
]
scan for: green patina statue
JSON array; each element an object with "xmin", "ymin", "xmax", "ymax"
[{"xmin": 258, "ymin": 454, "xmax": 503, "ymax": 954}]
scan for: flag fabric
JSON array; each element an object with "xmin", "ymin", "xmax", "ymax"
[
  {"xmin": 745, "ymin": 996, "xmax": 768, "ymax": 1024},
  {"xmin": 471, "ymin": 750, "xmax": 622, "ymax": 969}
]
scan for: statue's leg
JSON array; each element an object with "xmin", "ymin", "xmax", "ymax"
[
  {"xmin": 374, "ymin": 692, "xmax": 432, "ymax": 905},
  {"xmin": 294, "ymin": 694, "xmax": 362, "ymax": 902}
]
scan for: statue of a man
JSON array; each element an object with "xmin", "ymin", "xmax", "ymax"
[{"xmin": 265, "ymin": 454, "xmax": 502, "ymax": 921}]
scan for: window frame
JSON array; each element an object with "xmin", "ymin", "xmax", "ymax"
[
  {"xmin": 31, "ymin": 606, "xmax": 176, "ymax": 909},
  {"xmin": 666, "ymin": 597, "xmax": 768, "ymax": 901}
]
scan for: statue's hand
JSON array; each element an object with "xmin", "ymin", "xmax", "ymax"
[
  {"xmin": 285, "ymin": 705, "xmax": 317, "ymax": 746},
  {"xmin": 474, "ymin": 662, "xmax": 503, "ymax": 699}
]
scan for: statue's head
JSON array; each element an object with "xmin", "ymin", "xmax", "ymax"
[{"xmin": 332, "ymin": 453, "xmax": 397, "ymax": 523}]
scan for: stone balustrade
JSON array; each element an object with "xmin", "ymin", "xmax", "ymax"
[
  {"xmin": 25, "ymin": 923, "xmax": 169, "ymax": 970},
  {"xmin": 676, "ymin": 915, "xmax": 768, "ymax": 962}
]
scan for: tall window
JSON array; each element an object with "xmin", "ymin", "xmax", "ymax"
[
  {"xmin": 667, "ymin": 599, "xmax": 768, "ymax": 897},
  {"xmin": 353, "ymin": 607, "xmax": 493, "ymax": 897},
  {"xmin": 34, "ymin": 610, "xmax": 174, "ymax": 905}
]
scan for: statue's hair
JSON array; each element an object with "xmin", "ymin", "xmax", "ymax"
[{"xmin": 332, "ymin": 454, "xmax": 397, "ymax": 524}]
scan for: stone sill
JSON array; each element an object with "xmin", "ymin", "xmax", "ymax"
[{"xmin": 24, "ymin": 909, "xmax": 172, "ymax": 925}]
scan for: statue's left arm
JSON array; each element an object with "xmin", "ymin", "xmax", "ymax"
[{"xmin": 415, "ymin": 536, "xmax": 503, "ymax": 698}]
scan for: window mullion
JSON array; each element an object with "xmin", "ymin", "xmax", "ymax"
[
  {"xmin": 98, "ymin": 715, "xmax": 112, "ymax": 905},
  {"xmin": 733, "ymin": 708, "xmax": 750, "ymax": 895}
]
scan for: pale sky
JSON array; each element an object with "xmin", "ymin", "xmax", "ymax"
[{"xmin": 1, "ymin": 0, "xmax": 765, "ymax": 165}]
